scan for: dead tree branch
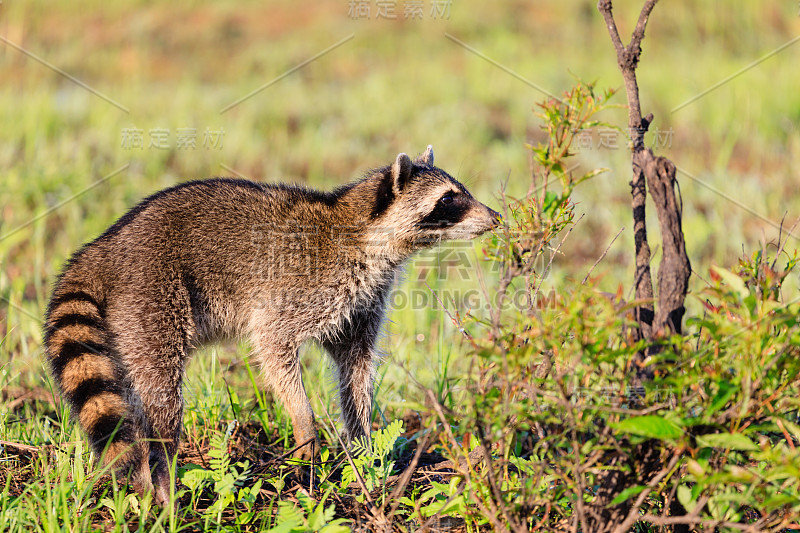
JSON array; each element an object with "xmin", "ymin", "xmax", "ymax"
[
  {"xmin": 598, "ymin": 0, "xmax": 659, "ymax": 347},
  {"xmin": 595, "ymin": 1, "xmax": 693, "ymax": 531},
  {"xmin": 598, "ymin": 0, "xmax": 691, "ymax": 344},
  {"xmin": 635, "ymin": 151, "xmax": 691, "ymax": 335}
]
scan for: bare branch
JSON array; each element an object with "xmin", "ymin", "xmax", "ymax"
[
  {"xmin": 635, "ymin": 151, "xmax": 691, "ymax": 335},
  {"xmin": 319, "ymin": 404, "xmax": 388, "ymax": 527},
  {"xmin": 631, "ymin": 0, "xmax": 660, "ymax": 54},
  {"xmin": 582, "ymin": 226, "xmax": 625, "ymax": 284},
  {"xmin": 384, "ymin": 434, "xmax": 431, "ymax": 518},
  {"xmin": 593, "ymin": 2, "xmax": 693, "ymax": 529},
  {"xmin": 772, "ymin": 215, "xmax": 800, "ymax": 270},
  {"xmin": 597, "ymin": 1, "xmax": 625, "ymax": 55},
  {"xmin": 611, "ymin": 452, "xmax": 681, "ymax": 533},
  {"xmin": 597, "ymin": 0, "xmax": 660, "ymax": 355}
]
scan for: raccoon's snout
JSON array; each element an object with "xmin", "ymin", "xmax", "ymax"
[
  {"xmin": 458, "ymin": 203, "xmax": 500, "ymax": 239},
  {"xmin": 487, "ymin": 206, "xmax": 501, "ymax": 227},
  {"xmin": 476, "ymin": 204, "xmax": 500, "ymax": 233}
]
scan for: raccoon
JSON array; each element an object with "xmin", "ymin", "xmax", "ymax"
[{"xmin": 43, "ymin": 146, "xmax": 499, "ymax": 505}]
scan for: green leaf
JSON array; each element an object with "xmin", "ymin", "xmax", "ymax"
[
  {"xmin": 608, "ymin": 485, "xmax": 647, "ymax": 507},
  {"xmin": 762, "ymin": 493, "xmax": 798, "ymax": 511},
  {"xmin": 707, "ymin": 380, "xmax": 736, "ymax": 416},
  {"xmin": 322, "ymin": 521, "xmax": 354, "ymax": 533},
  {"xmin": 575, "ymin": 167, "xmax": 609, "ymax": 185},
  {"xmin": 542, "ymin": 191, "xmax": 560, "ymax": 214},
  {"xmin": 780, "ymin": 418, "xmax": 800, "ymax": 442},
  {"xmin": 435, "ymin": 494, "xmax": 467, "ymax": 516},
  {"xmin": 711, "ymin": 266, "xmax": 749, "ymax": 297},
  {"xmin": 265, "ymin": 501, "xmax": 304, "ymax": 533},
  {"xmin": 677, "ymin": 484, "xmax": 697, "ymax": 513},
  {"xmin": 179, "ymin": 464, "xmax": 215, "ymax": 491},
  {"xmin": 696, "ymin": 432, "xmax": 758, "ymax": 451},
  {"xmin": 613, "ymin": 415, "xmax": 683, "ymax": 441},
  {"xmin": 307, "ymin": 503, "xmax": 326, "ymax": 530}
]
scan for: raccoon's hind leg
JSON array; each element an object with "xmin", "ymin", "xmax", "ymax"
[
  {"xmin": 322, "ymin": 308, "xmax": 382, "ymax": 445},
  {"xmin": 112, "ymin": 280, "xmax": 193, "ymax": 507},
  {"xmin": 251, "ymin": 334, "xmax": 319, "ymax": 462},
  {"xmin": 44, "ymin": 288, "xmax": 149, "ymax": 498}
]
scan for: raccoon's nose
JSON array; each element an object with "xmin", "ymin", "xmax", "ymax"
[{"xmin": 487, "ymin": 207, "xmax": 501, "ymax": 227}]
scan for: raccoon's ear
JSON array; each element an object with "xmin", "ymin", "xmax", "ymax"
[
  {"xmin": 415, "ymin": 145, "xmax": 434, "ymax": 166},
  {"xmin": 392, "ymin": 153, "xmax": 413, "ymax": 195}
]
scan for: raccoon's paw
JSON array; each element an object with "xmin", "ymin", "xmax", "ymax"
[
  {"xmin": 152, "ymin": 468, "xmax": 172, "ymax": 509},
  {"xmin": 130, "ymin": 462, "xmax": 174, "ymax": 509},
  {"xmin": 132, "ymin": 470, "xmax": 157, "ymax": 506},
  {"xmin": 291, "ymin": 433, "xmax": 320, "ymax": 463}
]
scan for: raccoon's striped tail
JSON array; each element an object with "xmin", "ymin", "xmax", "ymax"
[{"xmin": 44, "ymin": 286, "xmax": 145, "ymax": 481}]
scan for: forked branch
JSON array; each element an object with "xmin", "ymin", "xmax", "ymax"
[
  {"xmin": 594, "ymin": 1, "xmax": 692, "ymax": 529},
  {"xmin": 598, "ymin": 0, "xmax": 689, "ymax": 348}
]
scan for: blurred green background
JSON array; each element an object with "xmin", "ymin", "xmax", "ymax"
[{"xmin": 1, "ymin": 0, "xmax": 799, "ymax": 416}]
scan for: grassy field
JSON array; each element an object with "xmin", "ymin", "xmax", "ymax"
[{"xmin": 2, "ymin": 0, "xmax": 800, "ymax": 530}]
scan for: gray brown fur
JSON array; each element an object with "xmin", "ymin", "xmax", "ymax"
[{"xmin": 43, "ymin": 146, "xmax": 499, "ymax": 506}]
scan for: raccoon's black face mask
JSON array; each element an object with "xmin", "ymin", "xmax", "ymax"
[{"xmin": 366, "ymin": 147, "xmax": 499, "ymax": 250}]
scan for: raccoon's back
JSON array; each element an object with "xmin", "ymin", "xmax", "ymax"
[
  {"xmin": 47, "ymin": 178, "xmax": 348, "ymax": 342},
  {"xmin": 93, "ymin": 178, "xmax": 342, "ymax": 267}
]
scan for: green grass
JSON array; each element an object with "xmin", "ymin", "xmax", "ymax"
[{"xmin": 2, "ymin": 0, "xmax": 800, "ymax": 530}]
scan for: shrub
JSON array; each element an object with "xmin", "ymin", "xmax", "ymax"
[{"xmin": 423, "ymin": 81, "xmax": 800, "ymax": 531}]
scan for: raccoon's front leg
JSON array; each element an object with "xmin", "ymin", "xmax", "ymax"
[
  {"xmin": 322, "ymin": 308, "xmax": 382, "ymax": 445},
  {"xmin": 251, "ymin": 336, "xmax": 319, "ymax": 461}
]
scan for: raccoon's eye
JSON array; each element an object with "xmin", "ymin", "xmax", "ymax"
[{"xmin": 439, "ymin": 194, "xmax": 454, "ymax": 206}]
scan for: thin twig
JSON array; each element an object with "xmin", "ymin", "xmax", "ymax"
[
  {"xmin": 476, "ymin": 426, "xmax": 527, "ymax": 533},
  {"xmin": 772, "ymin": 215, "xmax": 800, "ymax": 270},
  {"xmin": 384, "ymin": 434, "xmax": 431, "ymax": 518},
  {"xmin": 425, "ymin": 389, "xmax": 507, "ymax": 532},
  {"xmin": 319, "ymin": 404, "xmax": 388, "ymax": 526},
  {"xmin": 630, "ymin": 0, "xmax": 660, "ymax": 55},
  {"xmin": 582, "ymin": 226, "xmax": 625, "ymax": 284},
  {"xmin": 0, "ymin": 439, "xmax": 42, "ymax": 454},
  {"xmin": 424, "ymin": 281, "xmax": 472, "ymax": 341},
  {"xmin": 532, "ymin": 213, "xmax": 584, "ymax": 303},
  {"xmin": 264, "ymin": 436, "xmax": 317, "ymax": 466},
  {"xmin": 611, "ymin": 452, "xmax": 682, "ymax": 533},
  {"xmin": 597, "ymin": 0, "xmax": 625, "ymax": 53}
]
